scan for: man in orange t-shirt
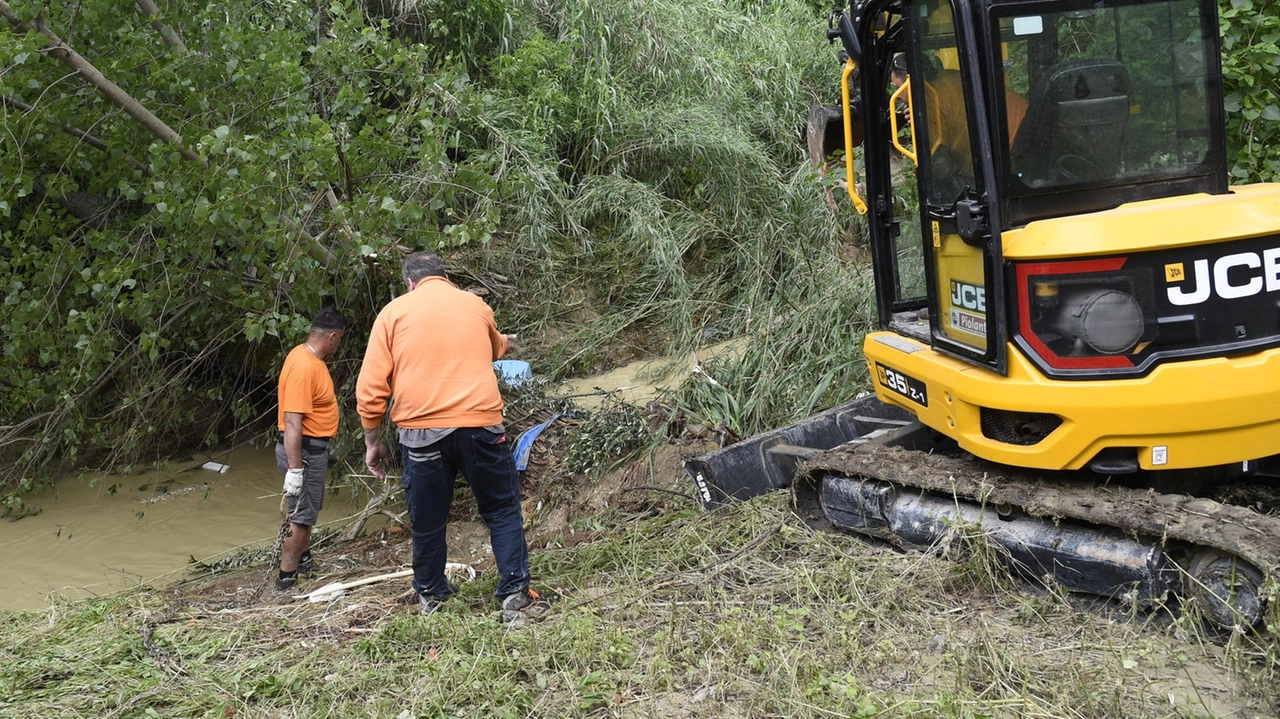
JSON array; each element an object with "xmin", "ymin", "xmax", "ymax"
[
  {"xmin": 357, "ymin": 252, "xmax": 549, "ymax": 625},
  {"xmin": 274, "ymin": 307, "xmax": 346, "ymax": 592}
]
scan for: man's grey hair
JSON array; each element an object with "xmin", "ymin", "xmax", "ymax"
[{"xmin": 403, "ymin": 251, "xmax": 447, "ymax": 283}]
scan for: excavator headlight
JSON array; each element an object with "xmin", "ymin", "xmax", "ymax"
[{"xmin": 1014, "ymin": 257, "xmax": 1158, "ymax": 373}]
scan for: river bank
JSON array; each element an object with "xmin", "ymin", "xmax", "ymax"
[
  {"xmin": 0, "ymin": 344, "xmax": 742, "ymax": 612},
  {"xmin": 4, "ymin": 354, "xmax": 1279, "ymax": 717},
  {"xmin": 4, "ymin": 471, "xmax": 1274, "ymax": 718}
]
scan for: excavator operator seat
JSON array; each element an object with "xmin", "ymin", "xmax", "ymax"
[{"xmin": 1010, "ymin": 58, "xmax": 1131, "ymax": 188}]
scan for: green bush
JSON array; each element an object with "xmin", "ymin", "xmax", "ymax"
[{"xmin": 1221, "ymin": 0, "xmax": 1280, "ymax": 182}]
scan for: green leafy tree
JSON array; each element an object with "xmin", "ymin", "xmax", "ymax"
[
  {"xmin": 15, "ymin": 0, "xmax": 1276, "ymax": 510},
  {"xmin": 1220, "ymin": 0, "xmax": 1280, "ymax": 182},
  {"xmin": 0, "ymin": 1, "xmax": 499, "ymax": 507},
  {"xmin": 0, "ymin": 0, "xmax": 849, "ymax": 509}
]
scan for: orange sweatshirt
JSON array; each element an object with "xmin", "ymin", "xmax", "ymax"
[{"xmin": 356, "ymin": 276, "xmax": 508, "ymax": 430}]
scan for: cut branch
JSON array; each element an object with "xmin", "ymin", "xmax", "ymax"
[
  {"xmin": 324, "ymin": 184, "xmax": 357, "ymax": 241},
  {"xmin": 279, "ymin": 215, "xmax": 338, "ymax": 271},
  {"xmin": 133, "ymin": 0, "xmax": 186, "ymax": 55},
  {"xmin": 343, "ymin": 477, "xmax": 403, "ymax": 541},
  {"xmin": 0, "ymin": 2, "xmax": 206, "ymax": 166},
  {"xmin": 2, "ymin": 93, "xmax": 152, "ymax": 175}
]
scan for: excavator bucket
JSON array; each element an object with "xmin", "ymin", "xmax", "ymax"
[
  {"xmin": 684, "ymin": 395, "xmax": 913, "ymax": 510},
  {"xmin": 806, "ymin": 103, "xmax": 854, "ymax": 168}
]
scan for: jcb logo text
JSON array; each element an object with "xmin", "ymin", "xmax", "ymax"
[
  {"xmin": 1166, "ymin": 249, "xmax": 1280, "ymax": 306},
  {"xmin": 949, "ymin": 280, "xmax": 986, "ymax": 312}
]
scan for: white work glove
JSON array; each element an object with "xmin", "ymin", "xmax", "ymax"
[{"xmin": 283, "ymin": 468, "xmax": 305, "ymax": 497}]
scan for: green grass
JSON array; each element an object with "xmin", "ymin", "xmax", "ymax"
[{"xmin": 3, "ymin": 491, "xmax": 1276, "ymax": 718}]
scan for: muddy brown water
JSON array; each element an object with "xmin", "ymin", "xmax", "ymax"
[{"xmin": 0, "ymin": 446, "xmax": 364, "ymax": 611}]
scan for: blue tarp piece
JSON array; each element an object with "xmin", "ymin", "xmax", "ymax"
[{"xmin": 514, "ymin": 414, "xmax": 564, "ymax": 471}]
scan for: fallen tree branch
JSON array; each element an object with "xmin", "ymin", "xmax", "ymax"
[
  {"xmin": 324, "ymin": 184, "xmax": 355, "ymax": 241},
  {"xmin": 343, "ymin": 476, "xmax": 401, "ymax": 541},
  {"xmin": 2, "ymin": 93, "xmax": 106, "ymax": 152},
  {"xmin": 1, "ymin": 93, "xmax": 152, "ymax": 175},
  {"xmin": 0, "ymin": 2, "xmax": 206, "ymax": 166},
  {"xmin": 133, "ymin": 0, "xmax": 186, "ymax": 55},
  {"xmin": 278, "ymin": 214, "xmax": 338, "ymax": 271},
  {"xmin": 379, "ymin": 508, "xmax": 408, "ymax": 524}
]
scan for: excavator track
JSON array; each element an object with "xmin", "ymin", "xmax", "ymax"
[{"xmin": 793, "ymin": 441, "xmax": 1280, "ymax": 630}]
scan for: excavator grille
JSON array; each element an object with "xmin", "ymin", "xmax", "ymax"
[{"xmin": 980, "ymin": 408, "xmax": 1063, "ymax": 446}]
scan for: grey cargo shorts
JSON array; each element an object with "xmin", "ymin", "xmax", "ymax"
[{"xmin": 275, "ymin": 438, "xmax": 330, "ymax": 526}]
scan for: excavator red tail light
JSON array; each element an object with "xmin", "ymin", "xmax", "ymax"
[{"xmin": 1013, "ymin": 257, "xmax": 1160, "ymax": 375}]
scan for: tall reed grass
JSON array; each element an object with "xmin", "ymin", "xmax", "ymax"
[{"xmin": 453, "ymin": 0, "xmax": 874, "ymax": 436}]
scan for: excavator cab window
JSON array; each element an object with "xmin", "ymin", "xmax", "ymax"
[
  {"xmin": 849, "ymin": 0, "xmax": 1224, "ymax": 375},
  {"xmin": 993, "ymin": 0, "xmax": 1225, "ymax": 225},
  {"xmin": 909, "ymin": 2, "xmax": 980, "ymax": 209}
]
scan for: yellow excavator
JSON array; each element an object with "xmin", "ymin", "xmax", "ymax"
[{"xmin": 687, "ymin": 0, "xmax": 1280, "ymax": 629}]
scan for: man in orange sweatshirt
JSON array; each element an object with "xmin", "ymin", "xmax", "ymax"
[{"xmin": 356, "ymin": 251, "xmax": 549, "ymax": 625}]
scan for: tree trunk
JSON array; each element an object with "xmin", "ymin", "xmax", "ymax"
[
  {"xmin": 134, "ymin": 0, "xmax": 187, "ymax": 55},
  {"xmin": 279, "ymin": 215, "xmax": 338, "ymax": 271},
  {"xmin": 0, "ymin": 2, "xmax": 206, "ymax": 166},
  {"xmin": 343, "ymin": 478, "xmax": 402, "ymax": 541}
]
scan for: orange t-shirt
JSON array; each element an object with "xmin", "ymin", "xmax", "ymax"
[{"xmin": 277, "ymin": 344, "xmax": 339, "ymax": 437}]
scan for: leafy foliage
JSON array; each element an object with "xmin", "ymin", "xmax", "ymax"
[
  {"xmin": 0, "ymin": 1, "xmax": 481, "ymax": 506},
  {"xmin": 562, "ymin": 399, "xmax": 650, "ymax": 475},
  {"xmin": 0, "ymin": 0, "xmax": 852, "ymax": 505},
  {"xmin": 1221, "ymin": 0, "xmax": 1280, "ymax": 182},
  {"xmin": 2, "ymin": 0, "xmax": 1279, "ymax": 507}
]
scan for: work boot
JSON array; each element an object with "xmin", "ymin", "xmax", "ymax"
[{"xmin": 501, "ymin": 588, "xmax": 552, "ymax": 627}]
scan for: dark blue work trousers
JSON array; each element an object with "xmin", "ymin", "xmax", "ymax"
[{"xmin": 401, "ymin": 428, "xmax": 531, "ymax": 600}]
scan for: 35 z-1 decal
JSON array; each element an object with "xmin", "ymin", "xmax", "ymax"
[{"xmin": 875, "ymin": 363, "xmax": 928, "ymax": 406}]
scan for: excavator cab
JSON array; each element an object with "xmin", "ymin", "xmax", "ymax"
[
  {"xmin": 688, "ymin": 0, "xmax": 1280, "ymax": 630},
  {"xmin": 841, "ymin": 0, "xmax": 1280, "ymax": 474},
  {"xmin": 858, "ymin": 0, "xmax": 1226, "ymax": 357}
]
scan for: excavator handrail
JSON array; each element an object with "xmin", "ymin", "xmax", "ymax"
[
  {"xmin": 840, "ymin": 60, "xmax": 869, "ymax": 215},
  {"xmin": 889, "ymin": 76, "xmax": 918, "ymax": 165}
]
